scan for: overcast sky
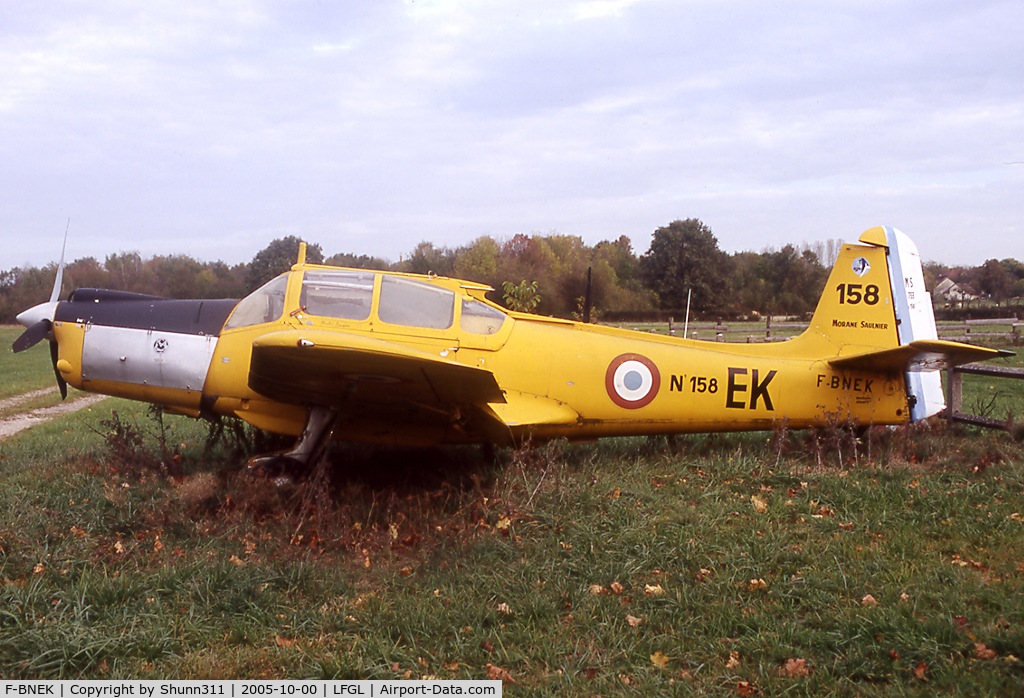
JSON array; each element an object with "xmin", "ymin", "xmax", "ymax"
[{"xmin": 3, "ymin": 0, "xmax": 1022, "ymax": 273}]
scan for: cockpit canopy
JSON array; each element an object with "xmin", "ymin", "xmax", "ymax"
[
  {"xmin": 223, "ymin": 269, "xmax": 508, "ymax": 336},
  {"xmin": 223, "ymin": 274, "xmax": 289, "ymax": 330}
]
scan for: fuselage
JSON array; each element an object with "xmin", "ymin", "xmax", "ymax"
[{"xmin": 48, "ymin": 255, "xmax": 911, "ymax": 447}]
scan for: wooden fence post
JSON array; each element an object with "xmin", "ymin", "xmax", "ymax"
[{"xmin": 946, "ymin": 368, "xmax": 962, "ymax": 425}]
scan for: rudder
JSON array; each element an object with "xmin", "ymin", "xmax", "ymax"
[{"xmin": 872, "ymin": 226, "xmax": 944, "ymax": 420}]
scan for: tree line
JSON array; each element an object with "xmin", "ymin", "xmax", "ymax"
[{"xmin": 3, "ymin": 219, "xmax": 1022, "ymax": 325}]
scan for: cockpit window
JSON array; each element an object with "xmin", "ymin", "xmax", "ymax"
[
  {"xmin": 378, "ymin": 276, "xmax": 454, "ymax": 330},
  {"xmin": 461, "ymin": 299, "xmax": 507, "ymax": 335},
  {"xmin": 223, "ymin": 273, "xmax": 289, "ymax": 330},
  {"xmin": 301, "ymin": 270, "xmax": 374, "ymax": 321}
]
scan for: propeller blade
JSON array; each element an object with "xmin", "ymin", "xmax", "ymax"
[
  {"xmin": 13, "ymin": 225, "xmax": 72, "ymax": 397},
  {"xmin": 49, "ymin": 340, "xmax": 68, "ymax": 399},
  {"xmin": 12, "ymin": 319, "xmax": 52, "ymax": 353},
  {"xmin": 50, "ymin": 219, "xmax": 69, "ymax": 304}
]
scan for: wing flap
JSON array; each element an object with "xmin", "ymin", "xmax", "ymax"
[
  {"xmin": 829, "ymin": 340, "xmax": 1013, "ymax": 373},
  {"xmin": 487, "ymin": 390, "xmax": 580, "ymax": 427},
  {"xmin": 466, "ymin": 391, "xmax": 581, "ymax": 448}
]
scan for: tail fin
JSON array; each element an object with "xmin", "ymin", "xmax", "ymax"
[
  {"xmin": 804, "ymin": 227, "xmax": 906, "ymax": 356},
  {"xmin": 804, "ymin": 227, "xmax": 946, "ymax": 421}
]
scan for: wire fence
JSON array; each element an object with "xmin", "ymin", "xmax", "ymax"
[{"xmin": 638, "ymin": 315, "xmax": 1024, "ymax": 344}]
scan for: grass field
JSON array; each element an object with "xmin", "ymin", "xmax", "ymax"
[
  {"xmin": 0, "ymin": 326, "xmax": 71, "ymax": 402},
  {"xmin": 2, "ymin": 327, "xmax": 1023, "ymax": 694}
]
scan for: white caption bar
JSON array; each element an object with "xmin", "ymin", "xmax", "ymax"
[{"xmin": 0, "ymin": 682, "xmax": 501, "ymax": 698}]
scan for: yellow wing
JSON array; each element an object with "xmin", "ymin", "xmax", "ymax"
[
  {"xmin": 248, "ymin": 329, "xmax": 505, "ymax": 408},
  {"xmin": 247, "ymin": 330, "xmax": 587, "ymax": 445}
]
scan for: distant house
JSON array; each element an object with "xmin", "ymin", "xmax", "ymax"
[{"xmin": 935, "ymin": 277, "xmax": 977, "ymax": 302}]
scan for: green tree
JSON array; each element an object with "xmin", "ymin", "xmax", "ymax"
[
  {"xmin": 149, "ymin": 254, "xmax": 204, "ymax": 299},
  {"xmin": 403, "ymin": 241, "xmax": 455, "ymax": 276},
  {"xmin": 978, "ymin": 259, "xmax": 1011, "ymax": 303},
  {"xmin": 760, "ymin": 246, "xmax": 828, "ymax": 316},
  {"xmin": 454, "ymin": 236, "xmax": 501, "ymax": 284},
  {"xmin": 999, "ymin": 258, "xmax": 1024, "ymax": 300},
  {"xmin": 104, "ymin": 251, "xmax": 149, "ymax": 292},
  {"xmin": 640, "ymin": 219, "xmax": 731, "ymax": 312},
  {"xmin": 592, "ymin": 236, "xmax": 655, "ymax": 312},
  {"xmin": 501, "ymin": 280, "xmax": 541, "ymax": 313},
  {"xmin": 594, "ymin": 235, "xmax": 640, "ymax": 285},
  {"xmin": 324, "ymin": 252, "xmax": 391, "ymax": 270},
  {"xmin": 66, "ymin": 257, "xmax": 109, "ymax": 291},
  {"xmin": 193, "ymin": 261, "xmax": 246, "ymax": 299},
  {"xmin": 730, "ymin": 251, "xmax": 770, "ymax": 313},
  {"xmin": 246, "ymin": 236, "xmax": 323, "ymax": 292}
]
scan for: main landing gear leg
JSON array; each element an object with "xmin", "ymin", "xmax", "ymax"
[{"xmin": 247, "ymin": 406, "xmax": 340, "ymax": 484}]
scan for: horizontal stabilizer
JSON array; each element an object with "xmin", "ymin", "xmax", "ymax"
[{"xmin": 829, "ymin": 340, "xmax": 1013, "ymax": 373}]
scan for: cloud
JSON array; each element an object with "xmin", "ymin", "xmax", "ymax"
[{"xmin": 1, "ymin": 0, "xmax": 1021, "ymax": 271}]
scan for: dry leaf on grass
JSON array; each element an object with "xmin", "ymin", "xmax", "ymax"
[
  {"xmin": 751, "ymin": 495, "xmax": 768, "ymax": 513},
  {"xmin": 974, "ymin": 643, "xmax": 997, "ymax": 660},
  {"xmin": 650, "ymin": 651, "xmax": 669, "ymax": 669},
  {"xmin": 736, "ymin": 680, "xmax": 758, "ymax": 696},
  {"xmin": 626, "ymin": 614, "xmax": 642, "ymax": 628},
  {"xmin": 486, "ymin": 663, "xmax": 514, "ymax": 682},
  {"xmin": 781, "ymin": 657, "xmax": 810, "ymax": 677}
]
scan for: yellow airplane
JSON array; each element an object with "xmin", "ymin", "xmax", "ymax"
[{"xmin": 12, "ymin": 226, "xmax": 1011, "ymax": 468}]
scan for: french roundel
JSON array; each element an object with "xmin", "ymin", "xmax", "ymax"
[{"xmin": 605, "ymin": 353, "xmax": 661, "ymax": 409}]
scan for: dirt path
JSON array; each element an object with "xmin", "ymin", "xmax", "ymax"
[
  {"xmin": 0, "ymin": 386, "xmax": 59, "ymax": 412},
  {"xmin": 0, "ymin": 392, "xmax": 109, "ymax": 440}
]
